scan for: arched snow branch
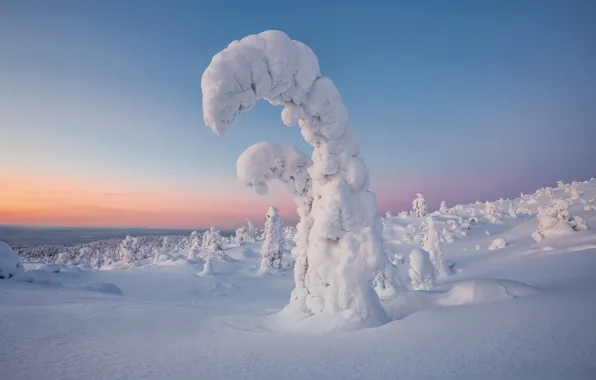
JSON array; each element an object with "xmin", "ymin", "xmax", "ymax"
[{"xmin": 202, "ymin": 30, "xmax": 388, "ymax": 326}]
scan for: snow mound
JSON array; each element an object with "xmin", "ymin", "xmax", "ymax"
[
  {"xmin": 78, "ymin": 282, "xmax": 123, "ymax": 296},
  {"xmin": 0, "ymin": 241, "xmax": 24, "ymax": 279},
  {"xmin": 489, "ymin": 237, "xmax": 507, "ymax": 250},
  {"xmin": 437, "ymin": 279, "xmax": 540, "ymax": 307}
]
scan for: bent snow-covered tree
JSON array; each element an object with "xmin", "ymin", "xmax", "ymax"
[{"xmin": 202, "ymin": 30, "xmax": 387, "ymax": 325}]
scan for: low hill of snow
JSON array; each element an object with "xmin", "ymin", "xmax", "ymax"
[{"xmin": 1, "ymin": 179, "xmax": 596, "ymax": 379}]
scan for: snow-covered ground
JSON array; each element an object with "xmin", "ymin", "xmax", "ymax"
[{"xmin": 2, "ymin": 180, "xmax": 596, "ymax": 379}]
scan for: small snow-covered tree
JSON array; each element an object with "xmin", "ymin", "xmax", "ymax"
[
  {"xmin": 544, "ymin": 187, "xmax": 553, "ymax": 199},
  {"xmin": 188, "ymin": 230, "xmax": 202, "ymax": 260},
  {"xmin": 118, "ymin": 235, "xmax": 137, "ymax": 264},
  {"xmin": 385, "ymin": 211, "xmax": 393, "ymax": 219},
  {"xmin": 570, "ymin": 183, "xmax": 582, "ymax": 201},
  {"xmin": 484, "ymin": 201, "xmax": 503, "ymax": 224},
  {"xmin": 412, "ymin": 193, "xmax": 427, "ymax": 217},
  {"xmin": 508, "ymin": 202, "xmax": 518, "ymax": 218},
  {"xmin": 0, "ymin": 241, "xmax": 24, "ymax": 279},
  {"xmin": 557, "ymin": 181, "xmax": 565, "ymax": 189},
  {"xmin": 421, "ymin": 217, "xmax": 445, "ymax": 276},
  {"xmin": 532, "ymin": 199, "xmax": 588, "ymax": 242},
  {"xmin": 201, "ymin": 226, "xmax": 223, "ymax": 252},
  {"xmin": 260, "ymin": 206, "xmax": 285, "ymax": 271},
  {"xmin": 439, "ymin": 201, "xmax": 448, "ymax": 214},
  {"xmin": 408, "ymin": 248, "xmax": 436, "ymax": 291}
]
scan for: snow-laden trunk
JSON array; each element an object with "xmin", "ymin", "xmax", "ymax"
[{"xmin": 202, "ymin": 30, "xmax": 387, "ymax": 325}]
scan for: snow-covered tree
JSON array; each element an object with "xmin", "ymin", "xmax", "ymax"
[
  {"xmin": 439, "ymin": 201, "xmax": 448, "ymax": 214},
  {"xmin": 508, "ymin": 202, "xmax": 518, "ymax": 218},
  {"xmin": 385, "ymin": 211, "xmax": 393, "ymax": 219},
  {"xmin": 408, "ymin": 248, "xmax": 436, "ymax": 291},
  {"xmin": 188, "ymin": 230, "xmax": 202, "ymax": 260},
  {"xmin": 202, "ymin": 31, "xmax": 388, "ymax": 325},
  {"xmin": 412, "ymin": 193, "xmax": 427, "ymax": 217},
  {"xmin": 571, "ymin": 183, "xmax": 582, "ymax": 201},
  {"xmin": 421, "ymin": 217, "xmax": 445, "ymax": 276},
  {"xmin": 544, "ymin": 187, "xmax": 553, "ymax": 199},
  {"xmin": 259, "ymin": 206, "xmax": 285, "ymax": 271},
  {"xmin": 201, "ymin": 226, "xmax": 223, "ymax": 252},
  {"xmin": 0, "ymin": 241, "xmax": 24, "ymax": 279},
  {"xmin": 484, "ymin": 201, "xmax": 503, "ymax": 224},
  {"xmin": 118, "ymin": 235, "xmax": 137, "ymax": 264},
  {"xmin": 557, "ymin": 181, "xmax": 565, "ymax": 189},
  {"xmin": 532, "ymin": 199, "xmax": 588, "ymax": 242}
]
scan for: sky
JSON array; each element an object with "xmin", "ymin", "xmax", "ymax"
[{"xmin": 1, "ymin": 0, "xmax": 595, "ymax": 229}]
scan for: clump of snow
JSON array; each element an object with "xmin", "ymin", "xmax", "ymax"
[
  {"xmin": 199, "ymin": 257, "xmax": 215, "ymax": 276},
  {"xmin": 489, "ymin": 237, "xmax": 507, "ymax": 250},
  {"xmin": 412, "ymin": 193, "xmax": 427, "ymax": 217},
  {"xmin": 408, "ymin": 248, "xmax": 436, "ymax": 291},
  {"xmin": 35, "ymin": 263, "xmax": 62, "ymax": 273},
  {"xmin": 259, "ymin": 206, "xmax": 285, "ymax": 272},
  {"xmin": 532, "ymin": 199, "xmax": 587, "ymax": 242},
  {"xmin": 0, "ymin": 241, "xmax": 24, "ymax": 279},
  {"xmin": 508, "ymin": 202, "xmax": 518, "ymax": 218},
  {"xmin": 202, "ymin": 30, "xmax": 388, "ymax": 327},
  {"xmin": 437, "ymin": 279, "xmax": 540, "ymax": 307}
]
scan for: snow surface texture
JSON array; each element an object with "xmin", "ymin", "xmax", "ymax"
[
  {"xmin": 202, "ymin": 30, "xmax": 387, "ymax": 326},
  {"xmin": 0, "ymin": 241, "xmax": 24, "ymax": 279},
  {"xmin": 2, "ymin": 179, "xmax": 596, "ymax": 379}
]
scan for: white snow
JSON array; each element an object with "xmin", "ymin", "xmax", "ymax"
[
  {"xmin": 0, "ymin": 241, "xmax": 24, "ymax": 279},
  {"xmin": 202, "ymin": 30, "xmax": 388, "ymax": 327},
  {"xmin": 2, "ymin": 179, "xmax": 596, "ymax": 378},
  {"xmin": 489, "ymin": 237, "xmax": 507, "ymax": 250}
]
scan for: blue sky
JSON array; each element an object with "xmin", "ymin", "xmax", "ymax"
[{"xmin": 1, "ymin": 0, "xmax": 595, "ymax": 227}]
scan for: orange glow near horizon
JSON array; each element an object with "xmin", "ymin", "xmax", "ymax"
[{"xmin": 0, "ymin": 173, "xmax": 297, "ymax": 229}]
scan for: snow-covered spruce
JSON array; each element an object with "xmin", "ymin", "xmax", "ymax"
[
  {"xmin": 0, "ymin": 241, "xmax": 24, "ymax": 279},
  {"xmin": 202, "ymin": 30, "xmax": 388, "ymax": 326},
  {"xmin": 508, "ymin": 202, "xmax": 518, "ymax": 218},
  {"xmin": 408, "ymin": 248, "xmax": 436, "ymax": 291},
  {"xmin": 484, "ymin": 201, "xmax": 503, "ymax": 224},
  {"xmin": 421, "ymin": 217, "xmax": 447, "ymax": 276},
  {"xmin": 439, "ymin": 201, "xmax": 448, "ymax": 214},
  {"xmin": 489, "ymin": 237, "xmax": 507, "ymax": 250},
  {"xmin": 570, "ymin": 183, "xmax": 582, "ymax": 202},
  {"xmin": 118, "ymin": 235, "xmax": 137, "ymax": 264},
  {"xmin": 412, "ymin": 193, "xmax": 427, "ymax": 217},
  {"xmin": 259, "ymin": 206, "xmax": 286, "ymax": 272},
  {"xmin": 532, "ymin": 199, "xmax": 588, "ymax": 242},
  {"xmin": 201, "ymin": 226, "xmax": 223, "ymax": 252},
  {"xmin": 187, "ymin": 231, "xmax": 202, "ymax": 260}
]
